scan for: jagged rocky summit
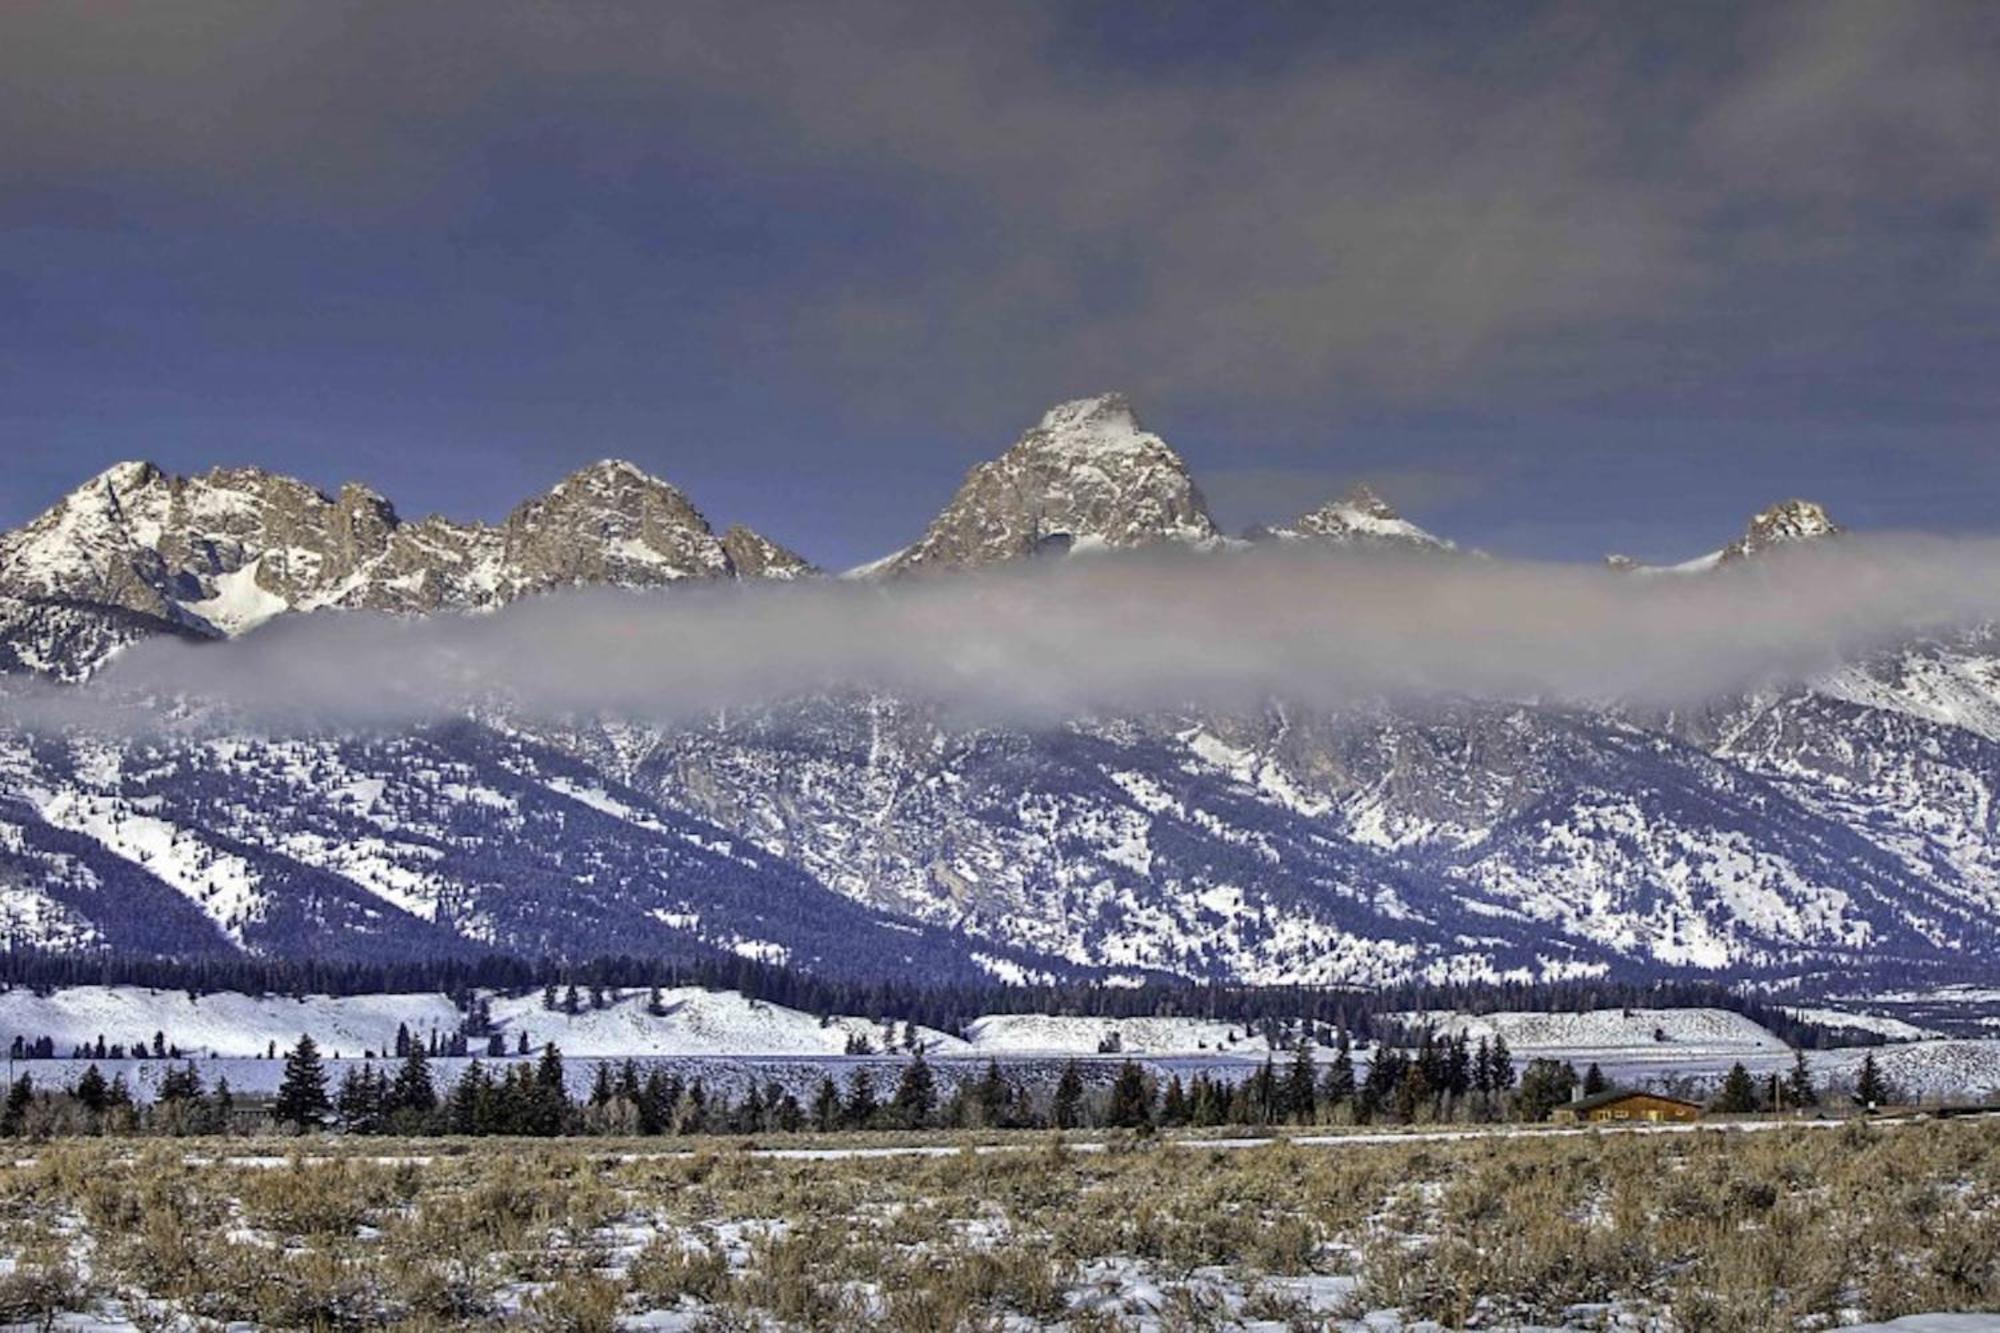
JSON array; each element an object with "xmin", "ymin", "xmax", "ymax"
[
  {"xmin": 7, "ymin": 391, "xmax": 1996, "ymax": 994},
  {"xmin": 0, "ymin": 458, "xmax": 811, "ymax": 674},
  {"xmin": 1250, "ymin": 483, "xmax": 1455, "ymax": 553},
  {"xmin": 1607, "ymin": 498, "xmax": 1844, "ymax": 574},
  {"xmin": 870, "ymin": 394, "xmax": 1222, "ymax": 574}
]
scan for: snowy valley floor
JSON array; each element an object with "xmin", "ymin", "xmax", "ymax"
[{"xmin": 2, "ymin": 1117, "xmax": 2000, "ymax": 1330}]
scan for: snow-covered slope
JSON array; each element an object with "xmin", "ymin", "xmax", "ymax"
[
  {"xmin": 1255, "ymin": 485, "xmax": 1455, "ymax": 553},
  {"xmin": 1819, "ymin": 1040, "xmax": 2000, "ymax": 1101},
  {"xmin": 0, "ymin": 722, "xmax": 1074, "ymax": 980},
  {"xmin": 963, "ymin": 1014, "xmax": 1274, "ymax": 1056},
  {"xmin": 1408, "ymin": 1007, "xmax": 1787, "ymax": 1055},
  {"xmin": 1781, "ymin": 1007, "xmax": 1941, "ymax": 1042},
  {"xmin": 0, "ymin": 984, "xmax": 967, "ymax": 1059}
]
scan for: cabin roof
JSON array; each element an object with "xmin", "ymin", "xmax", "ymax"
[{"xmin": 1565, "ymin": 1088, "xmax": 1701, "ymax": 1113}]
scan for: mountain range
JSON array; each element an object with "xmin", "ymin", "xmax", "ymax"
[{"xmin": 2, "ymin": 394, "xmax": 1995, "ymax": 991}]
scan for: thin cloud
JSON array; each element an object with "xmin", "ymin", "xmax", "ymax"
[{"xmin": 12, "ymin": 537, "xmax": 1999, "ymax": 736}]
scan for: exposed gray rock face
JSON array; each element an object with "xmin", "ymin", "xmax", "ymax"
[
  {"xmin": 0, "ymin": 458, "xmax": 813, "ymax": 674},
  {"xmin": 496, "ymin": 460, "xmax": 731, "ymax": 593},
  {"xmin": 1601, "ymin": 498, "xmax": 1843, "ymax": 574},
  {"xmin": 876, "ymin": 394, "xmax": 1219, "ymax": 575},
  {"xmin": 1720, "ymin": 499, "xmax": 1843, "ymax": 562},
  {"xmin": 1257, "ymin": 484, "xmax": 1455, "ymax": 552},
  {"xmin": 719, "ymin": 525, "xmax": 816, "ymax": 580}
]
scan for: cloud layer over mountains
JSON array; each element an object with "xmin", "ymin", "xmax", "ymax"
[
  {"xmin": 5, "ymin": 2, "xmax": 1995, "ymax": 424},
  {"xmin": 12, "ymin": 537, "xmax": 1995, "ymax": 733}
]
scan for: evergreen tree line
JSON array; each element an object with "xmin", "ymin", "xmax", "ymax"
[
  {"xmin": 1703, "ymin": 1051, "xmax": 1896, "ymax": 1115},
  {"xmin": 0, "ymin": 1032, "xmax": 1913, "ymax": 1141},
  {"xmin": 0, "ymin": 948, "xmax": 1884, "ymax": 1050}
]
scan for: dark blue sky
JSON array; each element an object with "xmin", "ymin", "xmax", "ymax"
[{"xmin": 4, "ymin": 1, "xmax": 1996, "ymax": 568}]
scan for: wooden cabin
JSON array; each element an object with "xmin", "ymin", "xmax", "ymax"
[{"xmin": 1551, "ymin": 1088, "xmax": 1702, "ymax": 1124}]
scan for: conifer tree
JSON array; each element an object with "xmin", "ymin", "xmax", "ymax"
[
  {"xmin": 972, "ymin": 1059, "xmax": 1009, "ymax": 1129},
  {"xmin": 450, "ymin": 1061, "xmax": 492, "ymax": 1134},
  {"xmin": 811, "ymin": 1076, "xmax": 840, "ymax": 1133},
  {"xmin": 74, "ymin": 1064, "xmax": 109, "ymax": 1114},
  {"xmin": 1583, "ymin": 1062, "xmax": 1607, "ymax": 1096},
  {"xmin": 273, "ymin": 1035, "xmax": 332, "ymax": 1130},
  {"xmin": 642, "ymin": 1070, "xmax": 675, "ymax": 1136},
  {"xmin": 158, "ymin": 1062, "xmax": 205, "ymax": 1105},
  {"xmin": 1489, "ymin": 1035, "xmax": 1516, "ymax": 1091},
  {"xmin": 1, "ymin": 1074, "xmax": 32, "ymax": 1137},
  {"xmin": 1713, "ymin": 1062, "xmax": 1760, "ymax": 1114},
  {"xmin": 1856, "ymin": 1052, "xmax": 1892, "ymax": 1109},
  {"xmin": 1785, "ymin": 1050, "xmax": 1818, "ymax": 1109},
  {"xmin": 1249, "ymin": 1056, "xmax": 1278, "ymax": 1125},
  {"xmin": 1321, "ymin": 1029, "xmax": 1356, "ymax": 1111},
  {"xmin": 338, "ymin": 1064, "xmax": 386, "ymax": 1134},
  {"xmin": 1192, "ymin": 1074, "xmax": 1228, "ymax": 1128},
  {"xmin": 529, "ymin": 1043, "xmax": 568, "ymax": 1135},
  {"xmin": 1285, "ymin": 1044, "xmax": 1317, "ymax": 1124},
  {"xmin": 890, "ymin": 1051, "xmax": 936, "ymax": 1128},
  {"xmin": 1445, "ymin": 1033, "xmax": 1472, "ymax": 1099},
  {"xmin": 1106, "ymin": 1060, "xmax": 1152, "ymax": 1129},
  {"xmin": 1053, "ymin": 1060, "xmax": 1085, "ymax": 1129},
  {"xmin": 843, "ymin": 1068, "xmax": 879, "ymax": 1129},
  {"xmin": 392, "ymin": 1043, "xmax": 438, "ymax": 1118}
]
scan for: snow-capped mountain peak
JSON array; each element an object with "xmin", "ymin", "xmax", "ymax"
[
  {"xmin": 1260, "ymin": 483, "xmax": 1456, "ymax": 552},
  {"xmin": 499, "ymin": 458, "xmax": 730, "ymax": 587},
  {"xmin": 546, "ymin": 457, "xmax": 659, "ymax": 494},
  {"xmin": 0, "ymin": 457, "xmax": 816, "ymax": 674},
  {"xmin": 1721, "ymin": 499, "xmax": 1843, "ymax": 562},
  {"xmin": 90, "ymin": 459, "xmax": 163, "ymax": 494},
  {"xmin": 880, "ymin": 393, "xmax": 1220, "ymax": 574},
  {"xmin": 1610, "ymin": 499, "xmax": 1844, "ymax": 575},
  {"xmin": 1028, "ymin": 393, "xmax": 1152, "ymax": 454}
]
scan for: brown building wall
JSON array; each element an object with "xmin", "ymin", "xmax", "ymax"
[{"xmin": 1554, "ymin": 1094, "xmax": 1701, "ymax": 1124}]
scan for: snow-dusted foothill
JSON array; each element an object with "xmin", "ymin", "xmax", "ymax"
[
  {"xmin": 1406, "ymin": 1007, "xmax": 1788, "ymax": 1058},
  {"xmin": 0, "ymin": 984, "xmax": 962, "ymax": 1060}
]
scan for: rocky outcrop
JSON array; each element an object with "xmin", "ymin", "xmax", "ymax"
[
  {"xmin": 1256, "ymin": 483, "xmax": 1455, "ymax": 552},
  {"xmin": 0, "ymin": 457, "xmax": 813, "ymax": 675},
  {"xmin": 1720, "ymin": 499, "xmax": 1843, "ymax": 562},
  {"xmin": 720, "ymin": 525, "xmax": 816, "ymax": 580},
  {"xmin": 877, "ymin": 394, "xmax": 1219, "ymax": 574}
]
